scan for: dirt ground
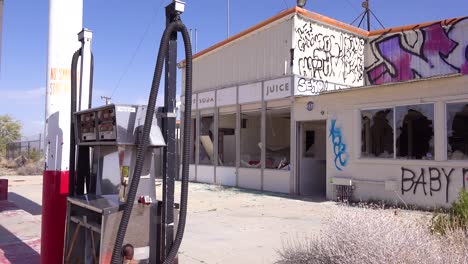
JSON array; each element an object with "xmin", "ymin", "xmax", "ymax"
[
  {"xmin": 160, "ymin": 182, "xmax": 331, "ymax": 264},
  {"xmin": 2, "ymin": 175, "xmax": 426, "ymax": 263}
]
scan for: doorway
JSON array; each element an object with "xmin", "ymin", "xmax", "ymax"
[{"xmin": 297, "ymin": 121, "xmax": 327, "ymax": 197}]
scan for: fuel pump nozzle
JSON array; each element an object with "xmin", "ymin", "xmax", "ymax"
[{"xmin": 110, "ymin": 1, "xmax": 193, "ymax": 263}]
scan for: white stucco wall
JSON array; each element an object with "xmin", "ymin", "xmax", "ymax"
[{"xmin": 294, "ymin": 74, "xmax": 468, "ymax": 208}]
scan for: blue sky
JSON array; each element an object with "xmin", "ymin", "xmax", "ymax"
[{"xmin": 0, "ymin": 0, "xmax": 466, "ymax": 137}]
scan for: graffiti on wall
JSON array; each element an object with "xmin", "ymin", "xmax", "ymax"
[
  {"xmin": 366, "ymin": 18, "xmax": 468, "ymax": 85},
  {"xmin": 295, "ymin": 76, "xmax": 349, "ymax": 95},
  {"xmin": 401, "ymin": 167, "xmax": 468, "ymax": 203},
  {"xmin": 330, "ymin": 119, "xmax": 348, "ymax": 171},
  {"xmin": 295, "ymin": 17, "xmax": 366, "ymax": 86}
]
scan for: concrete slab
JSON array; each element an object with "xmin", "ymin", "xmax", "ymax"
[
  {"xmin": 0, "ymin": 201, "xmax": 41, "ymax": 264},
  {"xmin": 0, "ymin": 175, "xmax": 329, "ymax": 263},
  {"xmin": 0, "ymin": 175, "xmax": 43, "ymax": 264}
]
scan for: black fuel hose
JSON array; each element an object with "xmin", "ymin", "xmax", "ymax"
[
  {"xmin": 110, "ymin": 19, "xmax": 192, "ymax": 264},
  {"xmin": 69, "ymin": 49, "xmax": 94, "ymax": 196},
  {"xmin": 69, "ymin": 49, "xmax": 81, "ymax": 196}
]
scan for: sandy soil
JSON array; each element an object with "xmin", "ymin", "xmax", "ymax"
[
  {"xmin": 157, "ymin": 181, "xmax": 333, "ymax": 263},
  {"xmin": 0, "ymin": 176, "xmax": 432, "ymax": 264}
]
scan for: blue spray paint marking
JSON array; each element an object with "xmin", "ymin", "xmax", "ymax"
[{"xmin": 329, "ymin": 119, "xmax": 348, "ymax": 171}]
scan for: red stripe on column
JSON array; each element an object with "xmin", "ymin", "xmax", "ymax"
[{"xmin": 40, "ymin": 170, "xmax": 69, "ymax": 264}]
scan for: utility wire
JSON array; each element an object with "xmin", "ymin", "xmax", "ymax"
[
  {"xmin": 110, "ymin": 0, "xmax": 165, "ymax": 99},
  {"xmin": 370, "ymin": 9, "xmax": 385, "ymax": 29},
  {"xmin": 343, "ymin": 0, "xmax": 361, "ymax": 16}
]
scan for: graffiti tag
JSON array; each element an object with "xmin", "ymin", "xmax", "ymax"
[
  {"xmin": 401, "ymin": 167, "xmax": 468, "ymax": 203},
  {"xmin": 296, "ymin": 77, "xmax": 349, "ymax": 95},
  {"xmin": 295, "ymin": 18, "xmax": 365, "ymax": 85},
  {"xmin": 329, "ymin": 119, "xmax": 348, "ymax": 171},
  {"xmin": 366, "ymin": 18, "xmax": 468, "ymax": 85}
]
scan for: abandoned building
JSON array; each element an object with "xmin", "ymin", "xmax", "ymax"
[{"xmin": 177, "ymin": 6, "xmax": 468, "ymax": 208}]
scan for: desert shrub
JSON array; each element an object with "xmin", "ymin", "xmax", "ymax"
[
  {"xmin": 277, "ymin": 207, "xmax": 468, "ymax": 264},
  {"xmin": 0, "ymin": 158, "xmax": 18, "ymax": 169},
  {"xmin": 16, "ymin": 161, "xmax": 43, "ymax": 175},
  {"xmin": 26, "ymin": 149, "xmax": 42, "ymax": 162},
  {"xmin": 431, "ymin": 190, "xmax": 468, "ymax": 235}
]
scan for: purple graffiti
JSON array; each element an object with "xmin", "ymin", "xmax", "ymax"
[{"xmin": 367, "ymin": 18, "xmax": 468, "ymax": 85}]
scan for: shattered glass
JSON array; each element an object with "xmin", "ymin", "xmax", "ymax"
[
  {"xmin": 396, "ymin": 104, "xmax": 434, "ymax": 160},
  {"xmin": 447, "ymin": 102, "xmax": 468, "ymax": 160},
  {"xmin": 361, "ymin": 108, "xmax": 394, "ymax": 158}
]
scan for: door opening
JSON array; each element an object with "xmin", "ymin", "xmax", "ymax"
[{"xmin": 298, "ymin": 121, "xmax": 327, "ymax": 197}]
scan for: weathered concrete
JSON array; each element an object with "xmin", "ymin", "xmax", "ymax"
[
  {"xmin": 0, "ymin": 175, "xmax": 42, "ymax": 264},
  {"xmin": 0, "ymin": 175, "xmax": 331, "ymax": 263}
]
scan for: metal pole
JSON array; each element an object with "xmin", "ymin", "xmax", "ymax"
[
  {"xmin": 161, "ymin": 2, "xmax": 178, "ymax": 262},
  {"xmin": 194, "ymin": 29, "xmax": 198, "ymax": 53},
  {"xmin": 0, "ymin": 0, "xmax": 4, "ymax": 72},
  {"xmin": 78, "ymin": 29, "xmax": 93, "ymax": 110},
  {"xmin": 366, "ymin": 0, "xmax": 370, "ymax": 31},
  {"xmin": 38, "ymin": 133, "xmax": 42, "ymax": 154},
  {"xmin": 227, "ymin": 0, "xmax": 230, "ymax": 38}
]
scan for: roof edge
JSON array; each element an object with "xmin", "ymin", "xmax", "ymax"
[
  {"xmin": 178, "ymin": 7, "xmax": 369, "ymax": 68},
  {"xmin": 189, "ymin": 7, "xmax": 298, "ymax": 63},
  {"xmin": 296, "ymin": 8, "xmax": 368, "ymax": 37},
  {"xmin": 369, "ymin": 16, "xmax": 467, "ymax": 36}
]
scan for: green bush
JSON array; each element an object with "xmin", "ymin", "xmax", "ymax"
[{"xmin": 431, "ymin": 190, "xmax": 468, "ymax": 235}]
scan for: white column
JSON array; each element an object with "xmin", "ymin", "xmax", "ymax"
[{"xmin": 44, "ymin": 0, "xmax": 82, "ymax": 171}]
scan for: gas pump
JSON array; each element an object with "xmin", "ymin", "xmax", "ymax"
[{"xmin": 63, "ymin": 1, "xmax": 193, "ymax": 263}]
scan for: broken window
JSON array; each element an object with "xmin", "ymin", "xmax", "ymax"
[
  {"xmin": 240, "ymin": 109, "xmax": 261, "ymax": 168},
  {"xmin": 265, "ymin": 108, "xmax": 290, "ymax": 169},
  {"xmin": 218, "ymin": 112, "xmax": 236, "ymax": 166},
  {"xmin": 447, "ymin": 102, "xmax": 468, "ymax": 160},
  {"xmin": 396, "ymin": 104, "xmax": 434, "ymax": 160},
  {"xmin": 361, "ymin": 108, "xmax": 394, "ymax": 158},
  {"xmin": 304, "ymin": 130, "xmax": 315, "ymax": 158},
  {"xmin": 189, "ymin": 117, "xmax": 196, "ymax": 164},
  {"xmin": 199, "ymin": 115, "xmax": 214, "ymax": 165}
]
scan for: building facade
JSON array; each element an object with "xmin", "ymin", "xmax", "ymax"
[{"xmin": 178, "ymin": 7, "xmax": 468, "ymax": 208}]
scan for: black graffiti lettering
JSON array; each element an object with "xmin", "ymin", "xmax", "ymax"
[
  {"xmin": 413, "ymin": 168, "xmax": 427, "ymax": 195},
  {"xmin": 400, "ymin": 167, "xmax": 468, "ymax": 203},
  {"xmin": 429, "ymin": 167, "xmax": 441, "ymax": 196},
  {"xmin": 295, "ymin": 19, "xmax": 365, "ymax": 84},
  {"xmin": 442, "ymin": 168, "xmax": 455, "ymax": 203},
  {"xmin": 401, "ymin": 167, "xmax": 416, "ymax": 195}
]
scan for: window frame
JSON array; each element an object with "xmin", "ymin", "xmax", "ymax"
[
  {"xmin": 360, "ymin": 107, "xmax": 395, "ymax": 159},
  {"xmin": 239, "ymin": 106, "xmax": 262, "ymax": 169},
  {"xmin": 264, "ymin": 107, "xmax": 291, "ymax": 170},
  {"xmin": 359, "ymin": 102, "xmax": 436, "ymax": 161},
  {"xmin": 445, "ymin": 100, "xmax": 468, "ymax": 161},
  {"xmin": 217, "ymin": 110, "xmax": 237, "ymax": 167}
]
